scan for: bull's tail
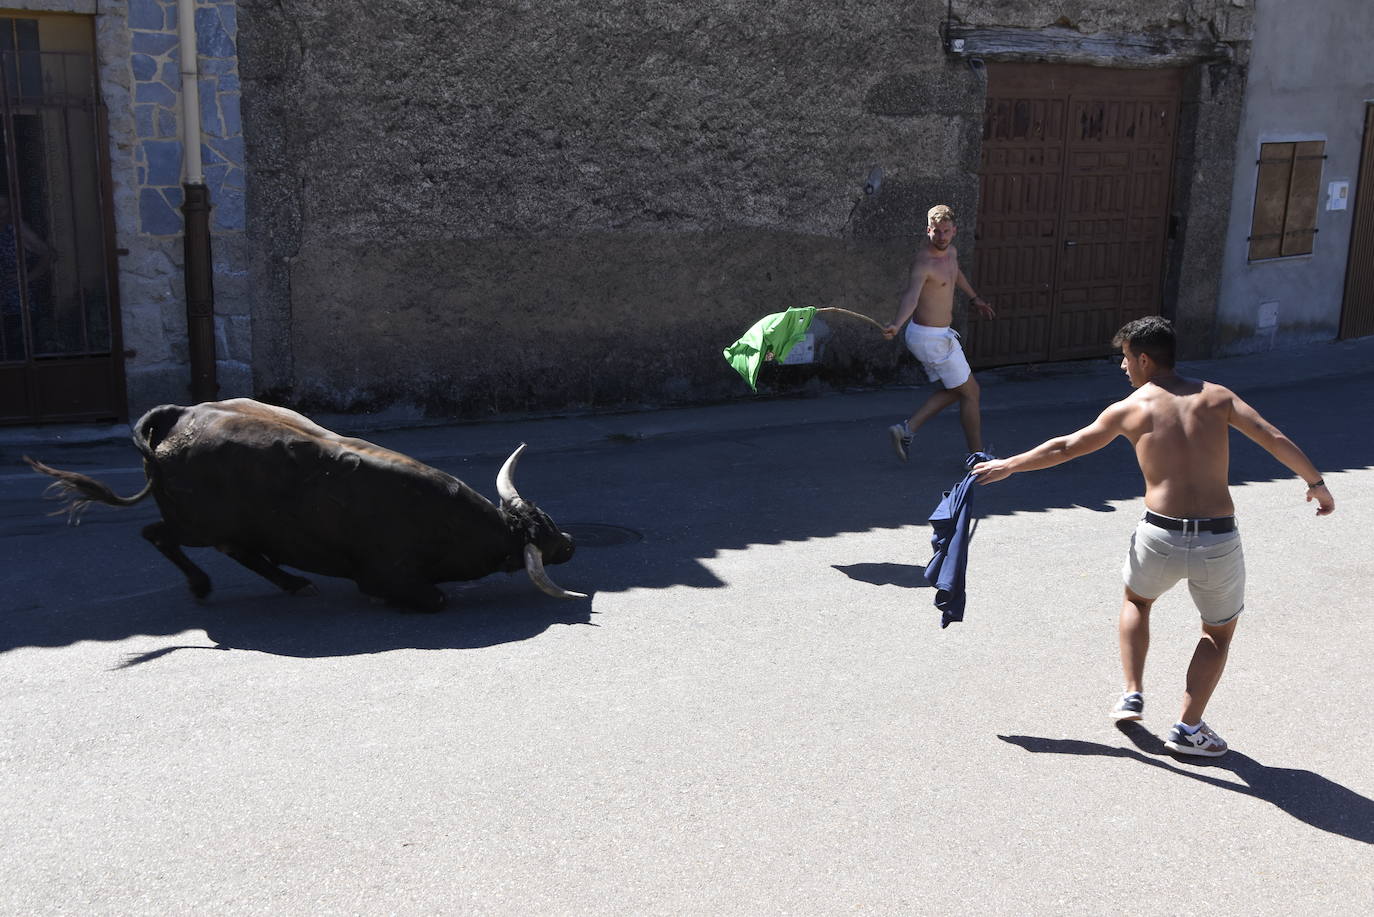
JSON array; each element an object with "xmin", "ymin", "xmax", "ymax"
[{"xmin": 24, "ymin": 457, "xmax": 153, "ymax": 524}]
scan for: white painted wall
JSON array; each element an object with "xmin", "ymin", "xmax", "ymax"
[{"xmin": 1215, "ymin": 0, "xmax": 1374, "ymax": 353}]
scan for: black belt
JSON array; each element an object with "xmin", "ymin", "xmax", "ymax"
[{"xmin": 1144, "ymin": 511, "xmax": 1236, "ymax": 534}]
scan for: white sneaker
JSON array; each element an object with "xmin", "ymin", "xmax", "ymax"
[
  {"xmin": 1164, "ymin": 721, "xmax": 1228, "ymax": 757},
  {"xmin": 888, "ymin": 423, "xmax": 913, "ymax": 462},
  {"xmin": 1111, "ymin": 692, "xmax": 1144, "ymax": 722}
]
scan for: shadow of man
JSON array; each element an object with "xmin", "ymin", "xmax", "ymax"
[
  {"xmin": 832, "ymin": 562, "xmax": 929, "ymax": 588},
  {"xmin": 999, "ymin": 724, "xmax": 1374, "ymax": 845}
]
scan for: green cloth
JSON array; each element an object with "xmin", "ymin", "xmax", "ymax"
[{"xmin": 722, "ymin": 306, "xmax": 817, "ymax": 391}]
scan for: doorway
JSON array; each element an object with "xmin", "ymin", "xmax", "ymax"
[
  {"xmin": 0, "ymin": 14, "xmax": 124, "ymax": 424},
  {"xmin": 1339, "ymin": 103, "xmax": 1374, "ymax": 340},
  {"xmin": 967, "ymin": 63, "xmax": 1184, "ymax": 366}
]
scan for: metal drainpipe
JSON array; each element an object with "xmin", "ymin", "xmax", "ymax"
[{"xmin": 178, "ymin": 0, "xmax": 217, "ymax": 402}]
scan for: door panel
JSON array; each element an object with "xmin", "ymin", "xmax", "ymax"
[{"xmin": 970, "ymin": 64, "xmax": 1182, "ymax": 366}]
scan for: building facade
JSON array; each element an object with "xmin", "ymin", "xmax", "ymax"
[
  {"xmin": 1213, "ymin": 0, "xmax": 1374, "ymax": 352},
  {"xmin": 10, "ymin": 1, "xmax": 1362, "ymax": 426}
]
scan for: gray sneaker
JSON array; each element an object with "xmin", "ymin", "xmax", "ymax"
[
  {"xmin": 1164, "ymin": 721, "xmax": 1228, "ymax": 757},
  {"xmin": 888, "ymin": 422, "xmax": 913, "ymax": 461},
  {"xmin": 1111, "ymin": 691, "xmax": 1144, "ymax": 722}
]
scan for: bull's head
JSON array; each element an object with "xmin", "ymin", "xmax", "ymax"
[{"xmin": 496, "ymin": 444, "xmax": 584, "ymax": 600}]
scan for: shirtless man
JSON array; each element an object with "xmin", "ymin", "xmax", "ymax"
[
  {"xmin": 883, "ymin": 204, "xmax": 996, "ymax": 461},
  {"xmin": 970, "ymin": 316, "xmax": 1334, "ymax": 757}
]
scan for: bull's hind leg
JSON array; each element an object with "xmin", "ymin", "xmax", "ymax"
[
  {"xmin": 215, "ymin": 544, "xmax": 318, "ymax": 596},
  {"xmin": 142, "ymin": 521, "xmax": 212, "ymax": 598}
]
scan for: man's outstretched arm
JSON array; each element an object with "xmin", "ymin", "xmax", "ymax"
[
  {"xmin": 970, "ymin": 402, "xmax": 1127, "ymax": 484},
  {"xmin": 956, "ymin": 268, "xmax": 996, "ymax": 320},
  {"xmin": 1227, "ymin": 392, "xmax": 1335, "ymax": 515},
  {"xmin": 883, "ymin": 261, "xmax": 928, "ymax": 339}
]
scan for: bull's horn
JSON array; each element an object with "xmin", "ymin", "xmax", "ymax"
[
  {"xmin": 524, "ymin": 543, "xmax": 587, "ymax": 600},
  {"xmin": 497, "ymin": 443, "xmax": 527, "ymax": 504}
]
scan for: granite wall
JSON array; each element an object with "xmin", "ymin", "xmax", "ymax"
[{"xmin": 237, "ymin": 0, "xmax": 1254, "ymax": 417}]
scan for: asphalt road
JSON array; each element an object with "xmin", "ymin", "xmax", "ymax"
[{"xmin": 1, "ymin": 361, "xmax": 1371, "ymax": 916}]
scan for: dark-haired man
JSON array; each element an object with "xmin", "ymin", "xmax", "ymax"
[
  {"xmin": 970, "ymin": 316, "xmax": 1334, "ymax": 756},
  {"xmin": 883, "ymin": 204, "xmax": 996, "ymax": 461}
]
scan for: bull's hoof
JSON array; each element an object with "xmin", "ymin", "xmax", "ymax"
[
  {"xmin": 394, "ymin": 590, "xmax": 446, "ymax": 613},
  {"xmin": 289, "ymin": 580, "xmax": 319, "ymax": 597},
  {"xmin": 406, "ymin": 594, "xmax": 446, "ymax": 614},
  {"xmin": 188, "ymin": 575, "xmax": 212, "ymax": 599}
]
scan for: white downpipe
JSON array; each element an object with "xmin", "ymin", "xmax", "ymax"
[{"xmin": 177, "ymin": 0, "xmax": 203, "ymax": 184}]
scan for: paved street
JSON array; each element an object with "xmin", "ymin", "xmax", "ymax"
[{"xmin": 2, "ymin": 339, "xmax": 1372, "ymax": 916}]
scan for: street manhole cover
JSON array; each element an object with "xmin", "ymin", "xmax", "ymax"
[{"xmin": 562, "ymin": 523, "xmax": 642, "ymax": 547}]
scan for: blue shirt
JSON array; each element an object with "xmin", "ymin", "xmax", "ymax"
[{"xmin": 924, "ymin": 452, "xmax": 994, "ymax": 627}]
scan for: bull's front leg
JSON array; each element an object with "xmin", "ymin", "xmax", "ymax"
[
  {"xmin": 215, "ymin": 543, "xmax": 318, "ymax": 596},
  {"xmin": 142, "ymin": 521, "xmax": 212, "ymax": 598}
]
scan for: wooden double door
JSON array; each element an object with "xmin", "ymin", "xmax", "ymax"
[{"xmin": 967, "ymin": 63, "xmax": 1184, "ymax": 366}]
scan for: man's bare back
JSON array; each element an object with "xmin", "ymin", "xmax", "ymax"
[
  {"xmin": 1114, "ymin": 377, "xmax": 1235, "ymax": 518},
  {"xmin": 970, "ymin": 341, "xmax": 1333, "ymax": 518}
]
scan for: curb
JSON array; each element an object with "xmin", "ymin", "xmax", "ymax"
[{"xmin": 3, "ymin": 336, "xmax": 1371, "ymax": 461}]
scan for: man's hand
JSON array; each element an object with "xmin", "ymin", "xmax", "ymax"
[
  {"xmin": 972, "ymin": 297, "xmax": 996, "ymax": 320},
  {"xmin": 970, "ymin": 458, "xmax": 1013, "ymax": 484},
  {"xmin": 1307, "ymin": 483, "xmax": 1335, "ymax": 516}
]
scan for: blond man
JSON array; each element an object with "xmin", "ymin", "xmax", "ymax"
[{"xmin": 883, "ymin": 204, "xmax": 996, "ymax": 460}]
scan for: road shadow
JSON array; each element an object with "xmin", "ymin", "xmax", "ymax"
[
  {"xmin": 999, "ymin": 725, "xmax": 1374, "ymax": 845},
  {"xmin": 832, "ymin": 562, "xmax": 929, "ymax": 588},
  {"xmin": 5, "ymin": 370, "xmax": 1371, "ymax": 654},
  {"xmin": 0, "ymin": 573, "xmax": 595, "ymax": 664}
]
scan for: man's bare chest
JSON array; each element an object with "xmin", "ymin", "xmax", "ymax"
[{"xmin": 920, "ymin": 257, "xmax": 958, "ymax": 294}]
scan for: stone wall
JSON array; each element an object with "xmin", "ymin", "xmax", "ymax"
[
  {"xmin": 239, "ymin": 0, "xmax": 988, "ymax": 416},
  {"xmin": 239, "ymin": 0, "xmax": 1253, "ymax": 417},
  {"xmin": 112, "ymin": 0, "xmax": 250, "ymax": 409}
]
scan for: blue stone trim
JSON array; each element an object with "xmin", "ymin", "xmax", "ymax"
[
  {"xmin": 131, "ymin": 31, "xmax": 178, "ymax": 56},
  {"xmin": 132, "ymin": 53, "xmax": 158, "ymax": 81},
  {"xmin": 130, "ymin": 1, "xmax": 245, "ymax": 239},
  {"xmin": 144, "ymin": 139, "xmax": 183, "ymax": 185},
  {"xmin": 140, "ymin": 188, "xmax": 181, "ymax": 235},
  {"xmin": 128, "ymin": 0, "xmax": 164, "ymax": 31}
]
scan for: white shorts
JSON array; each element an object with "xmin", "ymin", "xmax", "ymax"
[
  {"xmin": 1122, "ymin": 517, "xmax": 1246, "ymax": 626},
  {"xmin": 903, "ymin": 323, "xmax": 972, "ymax": 389}
]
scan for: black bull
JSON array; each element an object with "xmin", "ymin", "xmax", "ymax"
[{"xmin": 26, "ymin": 399, "xmax": 582, "ymax": 611}]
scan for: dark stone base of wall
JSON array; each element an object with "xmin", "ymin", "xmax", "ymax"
[{"xmin": 277, "ymin": 229, "xmax": 934, "ymax": 418}]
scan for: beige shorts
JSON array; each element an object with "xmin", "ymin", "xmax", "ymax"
[
  {"xmin": 903, "ymin": 323, "xmax": 972, "ymax": 388},
  {"xmin": 1122, "ymin": 517, "xmax": 1245, "ymax": 626}
]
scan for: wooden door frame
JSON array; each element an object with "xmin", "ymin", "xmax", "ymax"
[
  {"xmin": 0, "ymin": 13, "xmax": 125, "ymax": 424},
  {"xmin": 1339, "ymin": 102, "xmax": 1374, "ymax": 340}
]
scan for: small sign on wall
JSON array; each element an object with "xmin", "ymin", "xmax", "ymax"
[{"xmin": 1327, "ymin": 180, "xmax": 1350, "ymax": 211}]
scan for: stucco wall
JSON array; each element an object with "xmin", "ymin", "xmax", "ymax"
[
  {"xmin": 238, "ymin": 0, "xmax": 1252, "ymax": 417},
  {"xmin": 1213, "ymin": 0, "xmax": 1374, "ymax": 354}
]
